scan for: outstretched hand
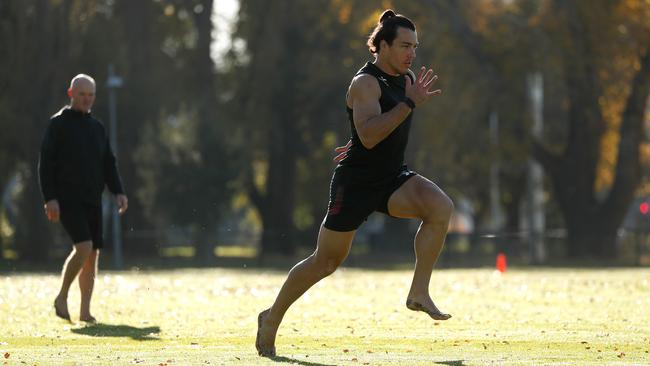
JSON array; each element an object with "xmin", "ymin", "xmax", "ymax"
[
  {"xmin": 405, "ymin": 66, "xmax": 441, "ymax": 107},
  {"xmin": 333, "ymin": 140, "xmax": 352, "ymax": 162}
]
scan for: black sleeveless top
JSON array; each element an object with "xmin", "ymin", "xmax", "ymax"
[{"xmin": 336, "ymin": 62, "xmax": 414, "ymax": 185}]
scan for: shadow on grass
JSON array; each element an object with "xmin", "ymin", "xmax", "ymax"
[
  {"xmin": 435, "ymin": 361, "xmax": 466, "ymax": 366},
  {"xmin": 266, "ymin": 355, "xmax": 338, "ymax": 366},
  {"xmin": 71, "ymin": 323, "xmax": 161, "ymax": 341}
]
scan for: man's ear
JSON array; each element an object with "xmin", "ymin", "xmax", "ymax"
[
  {"xmin": 67, "ymin": 88, "xmax": 73, "ymax": 98},
  {"xmin": 379, "ymin": 39, "xmax": 389, "ymax": 52}
]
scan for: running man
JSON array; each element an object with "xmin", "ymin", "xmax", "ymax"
[
  {"xmin": 256, "ymin": 9, "xmax": 453, "ymax": 356},
  {"xmin": 39, "ymin": 74, "xmax": 128, "ymax": 322}
]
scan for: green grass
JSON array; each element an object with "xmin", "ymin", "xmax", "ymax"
[{"xmin": 1, "ymin": 267, "xmax": 649, "ymax": 365}]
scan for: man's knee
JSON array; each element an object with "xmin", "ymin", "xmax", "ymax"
[
  {"xmin": 73, "ymin": 241, "xmax": 93, "ymax": 259},
  {"xmin": 422, "ymin": 191, "xmax": 454, "ymax": 225},
  {"xmin": 313, "ymin": 254, "xmax": 345, "ymax": 278},
  {"xmin": 325, "ymin": 257, "xmax": 344, "ymax": 276}
]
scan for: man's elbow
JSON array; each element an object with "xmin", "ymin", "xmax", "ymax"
[{"xmin": 358, "ymin": 133, "xmax": 378, "ymax": 149}]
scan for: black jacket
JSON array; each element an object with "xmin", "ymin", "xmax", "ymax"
[{"xmin": 38, "ymin": 107, "xmax": 125, "ymax": 205}]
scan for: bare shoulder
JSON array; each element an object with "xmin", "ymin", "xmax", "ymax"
[{"xmin": 349, "ymin": 73, "xmax": 380, "ymax": 99}]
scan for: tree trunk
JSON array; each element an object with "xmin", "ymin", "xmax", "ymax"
[
  {"xmin": 240, "ymin": 0, "xmax": 300, "ymax": 257},
  {"xmin": 533, "ymin": 5, "xmax": 650, "ymax": 259},
  {"xmin": 117, "ymin": 0, "xmax": 159, "ymax": 258},
  {"xmin": 566, "ymin": 219, "xmax": 618, "ymax": 259},
  {"xmin": 191, "ymin": 0, "xmax": 222, "ymax": 265},
  {"xmin": 259, "ymin": 107, "xmax": 298, "ymax": 256}
]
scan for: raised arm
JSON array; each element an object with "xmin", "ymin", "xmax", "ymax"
[
  {"xmin": 349, "ymin": 74, "xmax": 411, "ymax": 149},
  {"xmin": 350, "ymin": 67, "xmax": 440, "ymax": 149}
]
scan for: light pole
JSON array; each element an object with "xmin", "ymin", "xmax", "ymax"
[
  {"xmin": 489, "ymin": 110, "xmax": 505, "ymax": 231},
  {"xmin": 526, "ymin": 72, "xmax": 546, "ymax": 264},
  {"xmin": 107, "ymin": 64, "xmax": 124, "ymax": 269}
]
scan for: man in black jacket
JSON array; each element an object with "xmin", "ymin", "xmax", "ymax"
[{"xmin": 39, "ymin": 74, "xmax": 128, "ymax": 322}]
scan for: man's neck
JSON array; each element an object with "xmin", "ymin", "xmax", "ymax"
[
  {"xmin": 69, "ymin": 105, "xmax": 90, "ymax": 114},
  {"xmin": 373, "ymin": 58, "xmax": 400, "ymax": 76}
]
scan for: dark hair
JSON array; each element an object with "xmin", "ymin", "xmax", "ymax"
[{"xmin": 367, "ymin": 10, "xmax": 416, "ymax": 54}]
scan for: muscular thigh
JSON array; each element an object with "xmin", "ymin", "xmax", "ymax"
[
  {"xmin": 386, "ymin": 175, "xmax": 451, "ymax": 219},
  {"xmin": 314, "ymin": 223, "xmax": 356, "ymax": 262}
]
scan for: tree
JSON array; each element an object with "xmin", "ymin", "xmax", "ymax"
[
  {"xmin": 534, "ymin": 1, "xmax": 650, "ymax": 257},
  {"xmin": 425, "ymin": 0, "xmax": 650, "ymax": 258},
  {"xmin": 230, "ymin": 0, "xmax": 368, "ymax": 255}
]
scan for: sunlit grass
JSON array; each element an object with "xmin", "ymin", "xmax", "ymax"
[
  {"xmin": 157, "ymin": 245, "xmax": 258, "ymax": 258},
  {"xmin": 1, "ymin": 267, "xmax": 649, "ymax": 365}
]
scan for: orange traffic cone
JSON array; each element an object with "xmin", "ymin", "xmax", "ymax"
[{"xmin": 496, "ymin": 253, "xmax": 507, "ymax": 273}]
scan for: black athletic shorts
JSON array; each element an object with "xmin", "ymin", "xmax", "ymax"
[
  {"xmin": 323, "ymin": 165, "xmax": 417, "ymax": 232},
  {"xmin": 59, "ymin": 199, "xmax": 103, "ymax": 249}
]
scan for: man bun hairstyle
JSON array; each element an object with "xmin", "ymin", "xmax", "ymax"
[
  {"xmin": 367, "ymin": 9, "xmax": 416, "ymax": 54},
  {"xmin": 379, "ymin": 9, "xmax": 396, "ymax": 23}
]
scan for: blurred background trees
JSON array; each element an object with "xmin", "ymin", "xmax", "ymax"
[{"xmin": 0, "ymin": 0, "xmax": 648, "ymax": 265}]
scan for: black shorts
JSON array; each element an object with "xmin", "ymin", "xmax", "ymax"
[
  {"xmin": 323, "ymin": 165, "xmax": 417, "ymax": 232},
  {"xmin": 59, "ymin": 200, "xmax": 103, "ymax": 249}
]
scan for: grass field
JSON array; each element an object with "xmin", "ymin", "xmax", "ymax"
[{"xmin": 1, "ymin": 266, "xmax": 649, "ymax": 365}]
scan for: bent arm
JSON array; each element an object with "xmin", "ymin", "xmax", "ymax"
[{"xmin": 350, "ymin": 74, "xmax": 412, "ymax": 149}]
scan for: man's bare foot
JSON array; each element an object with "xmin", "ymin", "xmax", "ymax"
[
  {"xmin": 80, "ymin": 315, "xmax": 96, "ymax": 323},
  {"xmin": 255, "ymin": 309, "xmax": 277, "ymax": 357},
  {"xmin": 53, "ymin": 296, "xmax": 71, "ymax": 321},
  {"xmin": 406, "ymin": 298, "xmax": 451, "ymax": 321}
]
